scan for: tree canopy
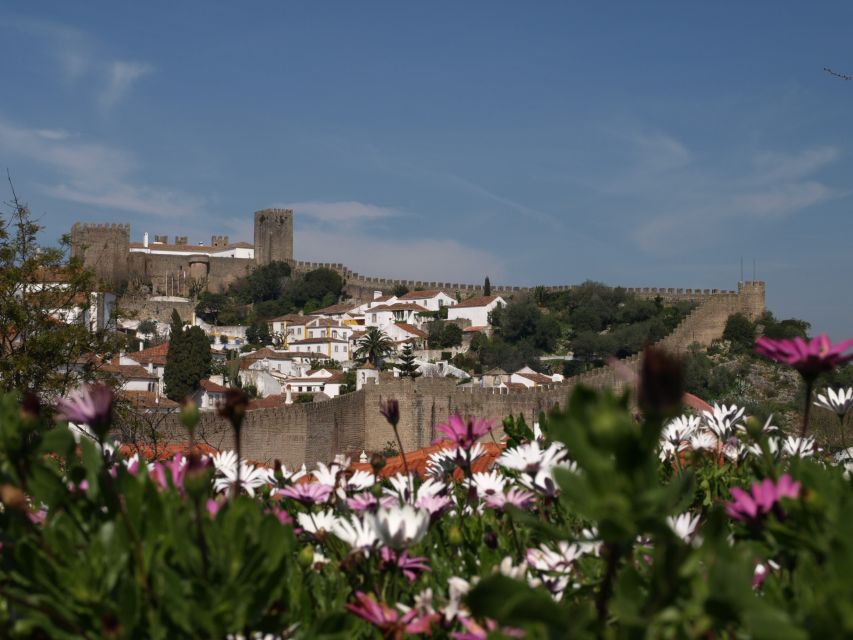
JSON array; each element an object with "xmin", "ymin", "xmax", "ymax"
[{"xmin": 163, "ymin": 309, "xmax": 212, "ymax": 401}]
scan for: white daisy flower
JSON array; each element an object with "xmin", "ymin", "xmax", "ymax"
[
  {"xmin": 814, "ymin": 387, "xmax": 853, "ymax": 417},
  {"xmin": 296, "ymin": 509, "xmax": 339, "ymax": 534},
  {"xmin": 368, "ymin": 505, "xmax": 430, "ymax": 549}
]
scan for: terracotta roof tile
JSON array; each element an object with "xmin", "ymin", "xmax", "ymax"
[
  {"xmin": 394, "ymin": 323, "xmax": 428, "ymax": 338},
  {"xmin": 453, "ymin": 295, "xmax": 501, "ymax": 309}
]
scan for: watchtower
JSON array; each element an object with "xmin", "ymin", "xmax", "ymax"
[
  {"xmin": 70, "ymin": 222, "xmax": 130, "ymax": 290},
  {"xmin": 737, "ymin": 280, "xmax": 766, "ymax": 320},
  {"xmin": 254, "ymin": 208, "xmax": 293, "ymax": 266}
]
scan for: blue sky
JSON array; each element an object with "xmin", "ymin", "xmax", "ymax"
[{"xmin": 1, "ymin": 2, "xmax": 851, "ymax": 337}]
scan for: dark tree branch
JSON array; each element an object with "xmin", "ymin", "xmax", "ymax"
[{"xmin": 824, "ymin": 67, "xmax": 853, "ymax": 81}]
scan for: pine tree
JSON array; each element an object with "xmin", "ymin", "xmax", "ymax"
[
  {"xmin": 164, "ymin": 309, "xmax": 211, "ymax": 401},
  {"xmin": 398, "ymin": 341, "xmax": 422, "ymax": 378},
  {"xmin": 484, "ymin": 276, "xmax": 491, "ymax": 296}
]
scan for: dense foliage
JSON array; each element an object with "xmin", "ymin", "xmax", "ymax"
[
  {"xmin": 163, "ymin": 309, "xmax": 212, "ymax": 401},
  {"xmin": 3, "ymin": 337, "xmax": 853, "ymax": 637},
  {"xmin": 195, "ymin": 265, "xmax": 344, "ymax": 325},
  {"xmin": 0, "ymin": 191, "xmax": 123, "ymax": 400}
]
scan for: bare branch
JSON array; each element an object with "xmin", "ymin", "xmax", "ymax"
[{"xmin": 824, "ymin": 67, "xmax": 853, "ymax": 81}]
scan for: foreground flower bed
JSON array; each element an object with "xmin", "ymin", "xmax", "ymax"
[{"xmin": 2, "ymin": 342, "xmax": 853, "ymax": 638}]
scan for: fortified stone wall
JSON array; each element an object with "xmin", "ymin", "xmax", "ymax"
[
  {"xmin": 71, "ymin": 223, "xmax": 130, "ymax": 289},
  {"xmin": 291, "ymin": 260, "xmax": 740, "ymax": 304},
  {"xmin": 254, "ymin": 209, "xmax": 293, "ymax": 266},
  {"xmin": 150, "ymin": 281, "xmax": 765, "ymax": 467},
  {"xmin": 118, "ymin": 297, "xmax": 197, "ymax": 324},
  {"xmin": 127, "ymin": 253, "xmax": 253, "ymax": 295}
]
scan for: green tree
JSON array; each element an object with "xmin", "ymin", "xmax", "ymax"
[
  {"xmin": 163, "ymin": 309, "xmax": 212, "ymax": 401},
  {"xmin": 0, "ymin": 189, "xmax": 123, "ymax": 400},
  {"xmin": 137, "ymin": 319, "xmax": 157, "ymax": 335},
  {"xmin": 441, "ymin": 323, "xmax": 463, "ymax": 348},
  {"xmin": 484, "ymin": 276, "xmax": 491, "ymax": 296},
  {"xmin": 393, "ymin": 284, "xmax": 410, "ymax": 297},
  {"xmin": 354, "ymin": 327, "xmax": 395, "ymax": 366},
  {"xmin": 397, "ymin": 341, "xmax": 422, "ymax": 378},
  {"xmin": 722, "ymin": 313, "xmax": 756, "ymax": 353}
]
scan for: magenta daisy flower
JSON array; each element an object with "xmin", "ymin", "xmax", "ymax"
[
  {"xmin": 725, "ymin": 474, "xmax": 801, "ymax": 524},
  {"xmin": 279, "ymin": 482, "xmax": 333, "ymax": 505},
  {"xmin": 434, "ymin": 413, "xmax": 494, "ymax": 450},
  {"xmin": 56, "ymin": 384, "xmax": 114, "ymax": 439},
  {"xmin": 755, "ymin": 334, "xmax": 853, "ymax": 380}
]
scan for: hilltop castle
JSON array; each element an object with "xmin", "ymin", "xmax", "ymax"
[{"xmin": 71, "ymin": 209, "xmax": 293, "ymax": 294}]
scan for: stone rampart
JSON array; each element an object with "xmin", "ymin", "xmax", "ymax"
[{"xmin": 150, "ymin": 281, "xmax": 765, "ymax": 467}]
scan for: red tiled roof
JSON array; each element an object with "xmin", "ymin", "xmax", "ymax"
[
  {"xmin": 102, "ymin": 360, "xmax": 158, "ymax": 379},
  {"xmin": 453, "ymin": 295, "xmax": 501, "ymax": 309},
  {"xmin": 394, "ymin": 323, "xmax": 428, "ymax": 338},
  {"xmin": 351, "ymin": 442, "xmax": 504, "ymax": 478},
  {"xmin": 309, "ymin": 303, "xmax": 357, "ymax": 316},
  {"xmin": 118, "ymin": 442, "xmax": 217, "ymax": 461},
  {"xmin": 463, "ymin": 325, "xmax": 488, "ymax": 333},
  {"xmin": 514, "ymin": 371, "xmax": 554, "ymax": 385},
  {"xmin": 119, "ymin": 391, "xmax": 180, "ymax": 411},
  {"xmin": 200, "ymin": 379, "xmax": 228, "ymax": 393},
  {"xmin": 131, "ymin": 342, "xmax": 169, "ymax": 366},
  {"xmin": 248, "ymin": 395, "xmax": 286, "ymax": 410}
]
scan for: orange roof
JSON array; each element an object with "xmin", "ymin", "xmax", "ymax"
[
  {"xmin": 132, "ymin": 342, "xmax": 169, "ymax": 366},
  {"xmin": 200, "ymin": 379, "xmax": 228, "ymax": 393},
  {"xmin": 394, "ymin": 323, "xmax": 428, "ymax": 338},
  {"xmin": 119, "ymin": 391, "xmax": 180, "ymax": 411},
  {"xmin": 453, "ymin": 295, "xmax": 501, "ymax": 309},
  {"xmin": 101, "ymin": 360, "xmax": 158, "ymax": 379},
  {"xmin": 247, "ymin": 395, "xmax": 286, "ymax": 410},
  {"xmin": 351, "ymin": 442, "xmax": 504, "ymax": 478},
  {"xmin": 119, "ymin": 442, "xmax": 218, "ymax": 461},
  {"xmin": 514, "ymin": 371, "xmax": 554, "ymax": 385},
  {"xmin": 310, "ymin": 303, "xmax": 357, "ymax": 315},
  {"xmin": 463, "ymin": 325, "xmax": 488, "ymax": 333}
]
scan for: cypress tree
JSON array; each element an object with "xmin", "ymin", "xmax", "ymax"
[
  {"xmin": 398, "ymin": 341, "xmax": 422, "ymax": 378},
  {"xmin": 164, "ymin": 310, "xmax": 212, "ymax": 401},
  {"xmin": 484, "ymin": 276, "xmax": 491, "ymax": 296}
]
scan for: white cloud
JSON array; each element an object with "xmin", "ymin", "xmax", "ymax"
[
  {"xmin": 281, "ymin": 200, "xmax": 398, "ymax": 225},
  {"xmin": 751, "ymin": 146, "xmax": 840, "ymax": 183},
  {"xmin": 0, "ymin": 117, "xmax": 202, "ymax": 218},
  {"xmin": 0, "ymin": 16, "xmax": 152, "ymax": 112},
  {"xmin": 98, "ymin": 61, "xmax": 154, "ymax": 111},
  {"xmin": 628, "ymin": 139, "xmax": 842, "ymax": 253}
]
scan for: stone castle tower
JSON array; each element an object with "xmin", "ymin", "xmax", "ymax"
[
  {"xmin": 253, "ymin": 209, "xmax": 293, "ymax": 266},
  {"xmin": 70, "ymin": 222, "xmax": 130, "ymax": 288}
]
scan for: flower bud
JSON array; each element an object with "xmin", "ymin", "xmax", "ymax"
[
  {"xmin": 380, "ymin": 399, "xmax": 400, "ymax": 427},
  {"xmin": 370, "ymin": 452, "xmax": 386, "ymax": 475},
  {"xmin": 448, "ymin": 525, "xmax": 464, "ymax": 546},
  {"xmin": 0, "ymin": 484, "xmax": 27, "ymax": 510},
  {"xmin": 298, "ymin": 544, "xmax": 315, "ymax": 568},
  {"xmin": 218, "ymin": 388, "xmax": 249, "ymax": 432},
  {"xmin": 180, "ymin": 398, "xmax": 200, "ymax": 434},
  {"xmin": 638, "ymin": 346, "xmax": 684, "ymax": 418},
  {"xmin": 484, "ymin": 528, "xmax": 498, "ymax": 549}
]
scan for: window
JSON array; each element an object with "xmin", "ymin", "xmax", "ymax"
[
  {"xmin": 372, "ymin": 314, "xmax": 377, "ymax": 323},
  {"xmin": 334, "ymin": 345, "xmax": 338, "ymax": 352}
]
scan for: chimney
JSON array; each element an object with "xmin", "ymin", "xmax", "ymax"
[
  {"xmin": 143, "ymin": 232, "xmax": 149, "ymax": 248},
  {"xmin": 285, "ymin": 384, "xmax": 293, "ymax": 405}
]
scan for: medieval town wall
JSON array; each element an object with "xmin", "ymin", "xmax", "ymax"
[{"xmin": 151, "ymin": 280, "xmax": 765, "ymax": 467}]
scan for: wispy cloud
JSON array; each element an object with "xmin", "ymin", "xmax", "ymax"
[
  {"xmin": 0, "ymin": 15, "xmax": 152, "ymax": 111},
  {"xmin": 280, "ymin": 200, "xmax": 399, "ymax": 226},
  {"xmin": 609, "ymin": 130, "xmax": 844, "ymax": 252},
  {"xmin": 98, "ymin": 61, "xmax": 154, "ymax": 112},
  {"xmin": 0, "ymin": 117, "xmax": 203, "ymax": 217}
]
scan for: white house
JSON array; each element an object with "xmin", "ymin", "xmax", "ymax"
[
  {"xmin": 396, "ymin": 290, "xmax": 457, "ymax": 312},
  {"xmin": 384, "ymin": 323, "xmax": 429, "ymax": 350},
  {"xmin": 364, "ymin": 303, "xmax": 429, "ymax": 328},
  {"xmin": 289, "ymin": 337, "xmax": 350, "ymax": 362},
  {"xmin": 447, "ymin": 295, "xmax": 506, "ymax": 328},
  {"xmin": 306, "ymin": 317, "xmax": 354, "ymax": 342},
  {"xmin": 193, "ymin": 379, "xmax": 228, "ymax": 411},
  {"xmin": 268, "ymin": 314, "xmax": 310, "ymax": 347},
  {"xmin": 509, "ymin": 367, "xmax": 560, "ymax": 388}
]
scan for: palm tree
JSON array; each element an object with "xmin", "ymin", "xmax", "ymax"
[{"xmin": 354, "ymin": 327, "xmax": 395, "ymax": 366}]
